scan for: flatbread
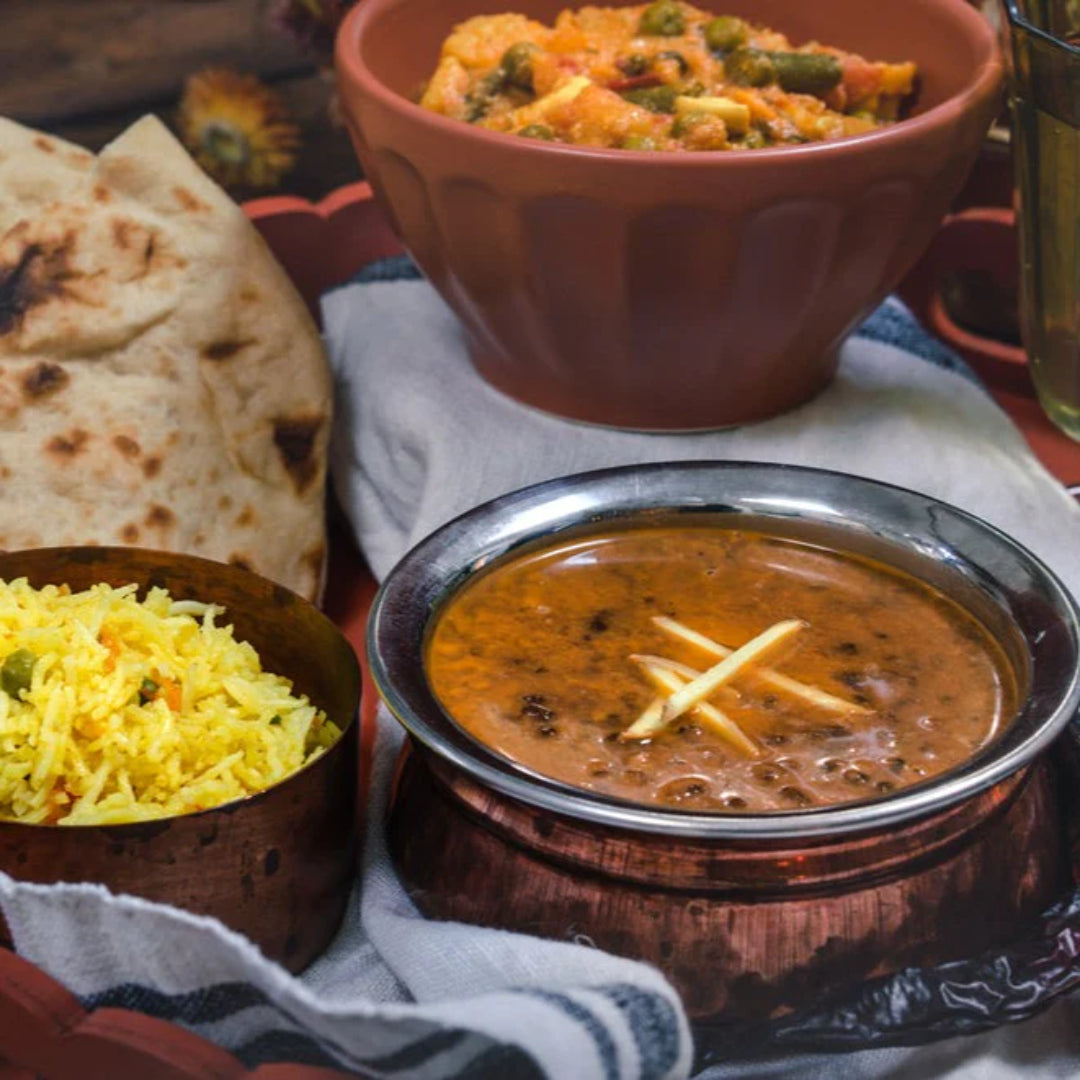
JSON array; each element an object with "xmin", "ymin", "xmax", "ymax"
[{"xmin": 0, "ymin": 115, "xmax": 331, "ymax": 601}]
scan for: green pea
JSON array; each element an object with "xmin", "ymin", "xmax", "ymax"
[
  {"xmin": 622, "ymin": 134, "xmax": 659, "ymax": 150},
  {"xmin": 518, "ymin": 124, "xmax": 557, "ymax": 140},
  {"xmin": 619, "ymin": 53, "xmax": 651, "ymax": 76},
  {"xmin": 639, "ymin": 0, "xmax": 685, "ymax": 37},
  {"xmin": 656, "ymin": 49, "xmax": 689, "ymax": 76},
  {"xmin": 2, "ymin": 649, "xmax": 36, "ymax": 699},
  {"xmin": 270, "ymin": 714, "xmax": 282, "ymax": 726},
  {"xmin": 671, "ymin": 111, "xmax": 710, "ymax": 138},
  {"xmin": 724, "ymin": 48, "xmax": 776, "ymax": 87},
  {"xmin": 622, "ymin": 84, "xmax": 679, "ymax": 114},
  {"xmin": 501, "ymin": 42, "xmax": 539, "ymax": 91},
  {"xmin": 138, "ymin": 676, "xmax": 159, "ymax": 705},
  {"xmin": 704, "ymin": 15, "xmax": 749, "ymax": 55},
  {"xmin": 735, "ymin": 127, "xmax": 769, "ymax": 148}
]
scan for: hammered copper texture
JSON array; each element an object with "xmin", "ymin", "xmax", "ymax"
[
  {"xmin": 0, "ymin": 548, "xmax": 360, "ymax": 974},
  {"xmin": 388, "ymin": 745, "xmax": 1065, "ymax": 1023},
  {"xmin": 335, "ymin": 0, "xmax": 1003, "ymax": 429}
]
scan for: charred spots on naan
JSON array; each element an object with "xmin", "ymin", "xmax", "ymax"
[
  {"xmin": 144, "ymin": 504, "xmax": 176, "ymax": 530},
  {"xmin": 173, "ymin": 186, "xmax": 210, "ymax": 214},
  {"xmin": 235, "ymin": 506, "xmax": 257, "ymax": 528},
  {"xmin": 120, "ymin": 523, "xmax": 140, "ymax": 544},
  {"xmin": 142, "ymin": 455, "xmax": 162, "ymax": 479},
  {"xmin": 111, "ymin": 219, "xmax": 136, "ymax": 253},
  {"xmin": 111, "ymin": 218, "xmax": 156, "ymax": 265},
  {"xmin": 229, "ymin": 553, "xmax": 254, "ymax": 572},
  {"xmin": 93, "ymin": 185, "xmax": 111, "ymax": 204},
  {"xmin": 0, "ymin": 234, "xmax": 77, "ymax": 337},
  {"xmin": 0, "ymin": 246, "xmax": 44, "ymax": 336},
  {"xmin": 110, "ymin": 217, "xmax": 183, "ymax": 276},
  {"xmin": 21, "ymin": 362, "xmax": 69, "ymax": 401},
  {"xmin": 46, "ymin": 429, "xmax": 90, "ymax": 459},
  {"xmin": 33, "ymin": 136, "xmax": 56, "ymax": 155},
  {"xmin": 202, "ymin": 338, "xmax": 255, "ymax": 362},
  {"xmin": 112, "ymin": 434, "xmax": 142, "ymax": 460},
  {"xmin": 272, "ymin": 414, "xmax": 325, "ymax": 493}
]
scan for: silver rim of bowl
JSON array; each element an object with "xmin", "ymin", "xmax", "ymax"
[{"xmin": 368, "ymin": 462, "xmax": 1080, "ymax": 839}]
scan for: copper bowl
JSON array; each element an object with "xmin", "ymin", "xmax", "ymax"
[
  {"xmin": 369, "ymin": 463, "xmax": 1080, "ymax": 1021},
  {"xmin": 0, "ymin": 548, "xmax": 360, "ymax": 974},
  {"xmin": 335, "ymin": 0, "xmax": 1003, "ymax": 430}
]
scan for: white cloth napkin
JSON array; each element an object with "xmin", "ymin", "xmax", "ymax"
[
  {"xmin": 322, "ymin": 262, "xmax": 1080, "ymax": 1080},
  {"xmin": 326, "ymin": 262, "xmax": 1080, "ymax": 597},
  {"xmin": 3, "ymin": 263, "xmax": 1079, "ymax": 1080}
]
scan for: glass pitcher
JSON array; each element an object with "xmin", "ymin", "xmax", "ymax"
[{"xmin": 999, "ymin": 1, "xmax": 1080, "ymax": 439}]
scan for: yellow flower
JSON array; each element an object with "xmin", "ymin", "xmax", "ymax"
[{"xmin": 177, "ymin": 69, "xmax": 300, "ymax": 190}]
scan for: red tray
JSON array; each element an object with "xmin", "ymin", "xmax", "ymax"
[{"xmin": 2, "ymin": 184, "xmax": 1079, "ymax": 1079}]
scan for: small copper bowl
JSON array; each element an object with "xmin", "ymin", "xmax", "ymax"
[
  {"xmin": 0, "ymin": 548, "xmax": 360, "ymax": 974},
  {"xmin": 369, "ymin": 463, "xmax": 1080, "ymax": 1021},
  {"xmin": 335, "ymin": 0, "xmax": 1002, "ymax": 430}
]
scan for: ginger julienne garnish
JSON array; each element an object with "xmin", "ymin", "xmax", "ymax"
[
  {"xmin": 625, "ymin": 656, "xmax": 760, "ymax": 755},
  {"xmin": 652, "ymin": 616, "xmax": 873, "ymax": 716},
  {"xmin": 620, "ymin": 616, "xmax": 871, "ymax": 751}
]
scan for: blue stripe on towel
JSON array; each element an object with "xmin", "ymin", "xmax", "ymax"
[
  {"xmin": 597, "ymin": 983, "xmax": 682, "ymax": 1077},
  {"xmin": 234, "ymin": 1030, "xmax": 343, "ymax": 1069},
  {"xmin": 81, "ymin": 981, "xmax": 267, "ymax": 1024},
  {"xmin": 341, "ymin": 258, "xmax": 980, "ymax": 385},
  {"xmin": 349, "ymin": 253, "xmax": 424, "ymax": 286},
  {"xmin": 853, "ymin": 298, "xmax": 980, "ymax": 384},
  {"xmin": 82, "ymin": 980, "xmax": 546, "ymax": 1078},
  {"xmin": 518, "ymin": 988, "xmax": 621, "ymax": 1080}
]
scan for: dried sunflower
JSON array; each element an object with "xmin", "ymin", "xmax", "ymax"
[{"xmin": 177, "ymin": 69, "xmax": 300, "ymax": 190}]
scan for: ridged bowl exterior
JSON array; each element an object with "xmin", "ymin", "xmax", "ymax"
[{"xmin": 336, "ymin": 0, "xmax": 1003, "ymax": 429}]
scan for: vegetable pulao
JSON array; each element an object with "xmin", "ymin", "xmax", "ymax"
[{"xmin": 0, "ymin": 579, "xmax": 339, "ymax": 825}]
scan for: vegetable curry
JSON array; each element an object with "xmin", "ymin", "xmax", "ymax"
[
  {"xmin": 420, "ymin": 3, "xmax": 918, "ymax": 151},
  {"xmin": 426, "ymin": 527, "xmax": 1015, "ymax": 812}
]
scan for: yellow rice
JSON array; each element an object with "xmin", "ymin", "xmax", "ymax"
[{"xmin": 0, "ymin": 578, "xmax": 341, "ymax": 825}]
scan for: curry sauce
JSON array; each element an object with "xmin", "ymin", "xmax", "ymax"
[{"xmin": 426, "ymin": 527, "xmax": 1016, "ymax": 812}]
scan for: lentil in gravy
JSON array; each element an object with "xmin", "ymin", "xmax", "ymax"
[{"xmin": 426, "ymin": 527, "xmax": 1015, "ymax": 812}]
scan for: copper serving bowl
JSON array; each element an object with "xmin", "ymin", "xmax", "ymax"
[
  {"xmin": 369, "ymin": 463, "xmax": 1080, "ymax": 1021},
  {"xmin": 0, "ymin": 548, "xmax": 360, "ymax": 974},
  {"xmin": 335, "ymin": 0, "xmax": 1002, "ymax": 430}
]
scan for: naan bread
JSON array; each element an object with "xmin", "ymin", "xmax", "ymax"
[{"xmin": 0, "ymin": 115, "xmax": 331, "ymax": 600}]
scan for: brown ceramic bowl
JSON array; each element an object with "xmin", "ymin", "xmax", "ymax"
[
  {"xmin": 369, "ymin": 463, "xmax": 1080, "ymax": 1021},
  {"xmin": 335, "ymin": 0, "xmax": 1003, "ymax": 430},
  {"xmin": 0, "ymin": 548, "xmax": 360, "ymax": 974}
]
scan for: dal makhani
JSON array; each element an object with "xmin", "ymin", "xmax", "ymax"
[{"xmin": 426, "ymin": 527, "xmax": 1015, "ymax": 812}]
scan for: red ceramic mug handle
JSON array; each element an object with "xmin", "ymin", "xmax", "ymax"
[{"xmin": 899, "ymin": 206, "xmax": 1030, "ymax": 396}]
